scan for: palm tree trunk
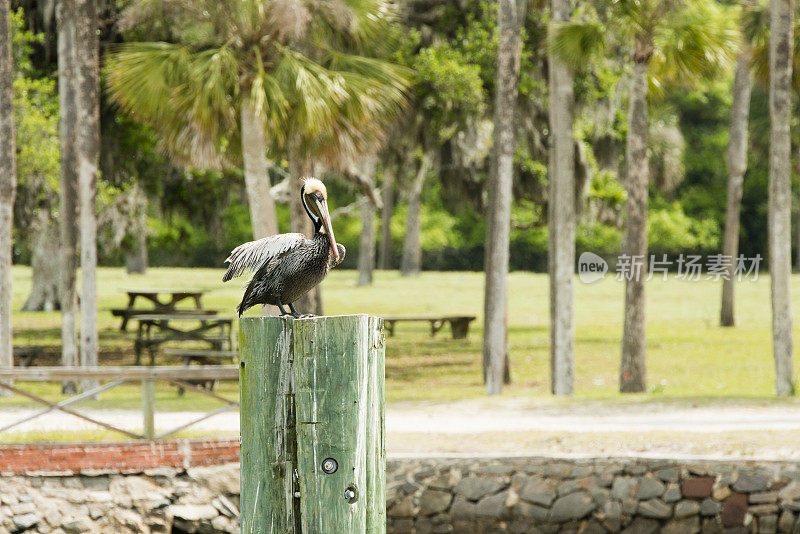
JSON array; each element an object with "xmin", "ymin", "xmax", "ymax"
[
  {"xmin": 619, "ymin": 59, "xmax": 649, "ymax": 393},
  {"xmin": 400, "ymin": 153, "xmax": 431, "ymax": 277},
  {"xmin": 75, "ymin": 0, "xmax": 99, "ymax": 391},
  {"xmin": 289, "ymin": 155, "xmax": 323, "ymax": 315},
  {"xmin": 22, "ymin": 211, "xmax": 60, "ymax": 311},
  {"xmin": 358, "ymin": 196, "xmax": 376, "ymax": 286},
  {"xmin": 378, "ymin": 168, "xmax": 394, "ymax": 270},
  {"xmin": 768, "ymin": 0, "xmax": 794, "ymax": 397},
  {"xmin": 483, "ymin": 0, "xmax": 524, "ymax": 396},
  {"xmin": 357, "ymin": 158, "xmax": 378, "ymax": 286},
  {"xmin": 0, "ymin": 0, "xmax": 17, "ymax": 396},
  {"xmin": 720, "ymin": 49, "xmax": 751, "ymax": 327},
  {"xmin": 57, "ymin": 0, "xmax": 78, "ymax": 394},
  {"xmin": 548, "ymin": 0, "xmax": 575, "ymax": 396},
  {"xmin": 240, "ymin": 96, "xmax": 279, "ymax": 240},
  {"xmin": 125, "ymin": 223, "xmax": 148, "ymax": 274}
]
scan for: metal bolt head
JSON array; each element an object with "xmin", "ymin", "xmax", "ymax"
[
  {"xmin": 321, "ymin": 457, "xmax": 338, "ymax": 474},
  {"xmin": 344, "ymin": 485, "xmax": 358, "ymax": 504}
]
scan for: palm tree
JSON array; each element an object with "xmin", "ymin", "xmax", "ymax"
[
  {"xmin": 554, "ymin": 0, "xmax": 735, "ymax": 393},
  {"xmin": 484, "ymin": 0, "xmax": 526, "ymax": 395},
  {"xmin": 548, "ymin": 0, "xmax": 576, "ymax": 396},
  {"xmin": 768, "ymin": 0, "xmax": 794, "ymax": 396},
  {"xmin": 75, "ymin": 0, "xmax": 100, "ymax": 388},
  {"xmin": 106, "ymin": 0, "xmax": 408, "ymax": 243},
  {"xmin": 57, "ymin": 0, "xmax": 79, "ymax": 393},
  {"xmin": 720, "ymin": 11, "xmax": 753, "ymax": 328},
  {"xmin": 0, "ymin": 0, "xmax": 16, "ymax": 394}
]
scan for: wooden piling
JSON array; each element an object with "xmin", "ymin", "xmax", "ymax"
[{"xmin": 239, "ymin": 315, "xmax": 385, "ymax": 534}]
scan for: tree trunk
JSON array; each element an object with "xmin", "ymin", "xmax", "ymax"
[
  {"xmin": 357, "ymin": 158, "xmax": 378, "ymax": 286},
  {"xmin": 0, "ymin": 0, "xmax": 17, "ymax": 396},
  {"xmin": 400, "ymin": 154, "xmax": 431, "ymax": 277},
  {"xmin": 768, "ymin": 0, "xmax": 794, "ymax": 397},
  {"xmin": 720, "ymin": 49, "xmax": 751, "ymax": 327},
  {"xmin": 378, "ymin": 168, "xmax": 394, "ymax": 270},
  {"xmin": 547, "ymin": 0, "xmax": 575, "ymax": 396},
  {"xmin": 125, "ymin": 230, "xmax": 147, "ymax": 274},
  {"xmin": 126, "ymin": 196, "xmax": 147, "ymax": 274},
  {"xmin": 22, "ymin": 211, "xmax": 61, "ymax": 311},
  {"xmin": 358, "ymin": 197, "xmax": 376, "ymax": 286},
  {"xmin": 483, "ymin": 0, "xmax": 524, "ymax": 396},
  {"xmin": 289, "ymin": 155, "xmax": 323, "ymax": 315},
  {"xmin": 240, "ymin": 96, "xmax": 279, "ymax": 240},
  {"xmin": 75, "ymin": 0, "xmax": 99, "ymax": 390},
  {"xmin": 619, "ymin": 60, "xmax": 649, "ymax": 393},
  {"xmin": 57, "ymin": 0, "xmax": 78, "ymax": 394}
]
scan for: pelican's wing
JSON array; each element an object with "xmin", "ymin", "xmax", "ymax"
[{"xmin": 222, "ymin": 233, "xmax": 306, "ymax": 282}]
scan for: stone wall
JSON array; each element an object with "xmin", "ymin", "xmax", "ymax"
[
  {"xmin": 0, "ymin": 463, "xmax": 241, "ymax": 533},
  {"xmin": 3, "ymin": 454, "xmax": 800, "ymax": 533},
  {"xmin": 386, "ymin": 456, "xmax": 800, "ymax": 534}
]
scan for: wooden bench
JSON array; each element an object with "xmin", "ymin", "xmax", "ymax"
[
  {"xmin": 382, "ymin": 315, "xmax": 477, "ymax": 339},
  {"xmin": 163, "ymin": 349, "xmax": 238, "ymax": 393},
  {"xmin": 109, "ymin": 308, "xmax": 217, "ymax": 332},
  {"xmin": 13, "ymin": 346, "xmax": 44, "ymax": 367}
]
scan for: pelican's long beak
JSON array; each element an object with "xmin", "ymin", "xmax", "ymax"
[{"xmin": 317, "ymin": 198, "xmax": 340, "ymax": 262}]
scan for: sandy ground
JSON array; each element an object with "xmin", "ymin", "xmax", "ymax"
[{"xmin": 3, "ymin": 398, "xmax": 800, "ymax": 459}]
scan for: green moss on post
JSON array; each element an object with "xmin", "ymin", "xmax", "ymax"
[{"xmin": 240, "ymin": 315, "xmax": 385, "ymax": 534}]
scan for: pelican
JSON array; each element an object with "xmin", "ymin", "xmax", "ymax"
[{"xmin": 223, "ymin": 178, "xmax": 346, "ymax": 317}]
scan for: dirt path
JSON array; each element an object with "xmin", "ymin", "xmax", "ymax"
[{"xmin": 3, "ymin": 398, "xmax": 800, "ymax": 458}]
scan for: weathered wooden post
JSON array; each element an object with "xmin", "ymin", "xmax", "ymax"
[{"xmin": 240, "ymin": 314, "xmax": 385, "ymax": 533}]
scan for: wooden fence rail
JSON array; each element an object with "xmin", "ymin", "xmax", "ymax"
[{"xmin": 0, "ymin": 366, "xmax": 239, "ymax": 440}]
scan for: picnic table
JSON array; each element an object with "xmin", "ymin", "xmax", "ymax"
[
  {"xmin": 132, "ymin": 313, "xmax": 235, "ymax": 365},
  {"xmin": 111, "ymin": 288, "xmax": 215, "ymax": 331},
  {"xmin": 383, "ymin": 315, "xmax": 477, "ymax": 339}
]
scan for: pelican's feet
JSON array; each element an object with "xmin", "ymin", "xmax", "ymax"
[{"xmin": 287, "ymin": 312, "xmax": 315, "ymax": 319}]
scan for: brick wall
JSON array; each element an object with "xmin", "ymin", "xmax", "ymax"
[{"xmin": 0, "ymin": 438, "xmax": 240, "ymax": 476}]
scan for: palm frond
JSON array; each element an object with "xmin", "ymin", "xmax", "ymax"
[
  {"xmin": 550, "ymin": 19, "xmax": 606, "ymax": 69},
  {"xmin": 105, "ymin": 41, "xmax": 239, "ymax": 167},
  {"xmin": 649, "ymin": 0, "xmax": 737, "ymax": 88}
]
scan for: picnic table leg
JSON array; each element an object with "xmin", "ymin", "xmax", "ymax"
[
  {"xmin": 134, "ymin": 322, "xmax": 144, "ymax": 366},
  {"xmin": 450, "ymin": 319, "xmax": 470, "ymax": 339},
  {"xmin": 430, "ymin": 320, "xmax": 445, "ymax": 337},
  {"xmin": 193, "ymin": 294, "xmax": 203, "ymax": 310}
]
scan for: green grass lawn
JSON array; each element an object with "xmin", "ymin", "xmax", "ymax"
[{"xmin": 6, "ymin": 265, "xmax": 800, "ymax": 414}]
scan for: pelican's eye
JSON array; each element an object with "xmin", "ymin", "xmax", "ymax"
[{"xmin": 315, "ymin": 192, "xmax": 325, "ymax": 201}]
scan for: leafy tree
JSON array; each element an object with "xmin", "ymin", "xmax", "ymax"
[
  {"xmin": 57, "ymin": 0, "xmax": 78, "ymax": 392},
  {"xmin": 106, "ymin": 0, "xmax": 409, "ymax": 243},
  {"xmin": 767, "ymin": 0, "xmax": 794, "ymax": 396},
  {"xmin": 553, "ymin": 0, "xmax": 736, "ymax": 392},
  {"xmin": 484, "ymin": 0, "xmax": 525, "ymax": 395},
  {"xmin": 721, "ymin": 3, "xmax": 753, "ymax": 328},
  {"xmin": 75, "ymin": 0, "xmax": 101, "ymax": 386},
  {"xmin": 548, "ymin": 0, "xmax": 576, "ymax": 396},
  {"xmin": 0, "ymin": 0, "xmax": 16, "ymax": 388}
]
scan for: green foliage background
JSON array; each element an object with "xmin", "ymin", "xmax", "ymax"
[{"xmin": 8, "ymin": 1, "xmax": 789, "ymax": 272}]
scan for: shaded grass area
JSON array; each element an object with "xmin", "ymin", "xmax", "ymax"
[{"xmin": 6, "ymin": 266, "xmax": 800, "ymax": 414}]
